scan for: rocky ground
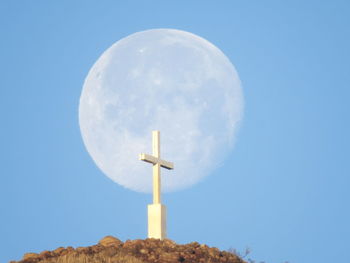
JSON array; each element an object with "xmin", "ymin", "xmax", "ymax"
[{"xmin": 12, "ymin": 236, "xmax": 246, "ymax": 263}]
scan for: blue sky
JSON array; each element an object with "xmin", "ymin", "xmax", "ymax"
[{"xmin": 1, "ymin": 1, "xmax": 349, "ymax": 263}]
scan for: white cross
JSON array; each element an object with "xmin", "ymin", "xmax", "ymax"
[{"xmin": 139, "ymin": 130, "xmax": 174, "ymax": 204}]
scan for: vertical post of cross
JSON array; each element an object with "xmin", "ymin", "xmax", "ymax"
[
  {"xmin": 139, "ymin": 130, "xmax": 174, "ymax": 240},
  {"xmin": 152, "ymin": 131, "xmax": 161, "ymax": 204}
]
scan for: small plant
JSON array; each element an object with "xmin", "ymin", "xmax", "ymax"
[
  {"xmin": 227, "ymin": 247, "xmax": 288, "ymax": 263},
  {"xmin": 227, "ymin": 246, "xmax": 251, "ymax": 259}
]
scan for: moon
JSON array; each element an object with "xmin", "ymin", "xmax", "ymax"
[{"xmin": 79, "ymin": 29, "xmax": 243, "ymax": 193}]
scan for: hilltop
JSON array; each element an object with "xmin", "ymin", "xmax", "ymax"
[{"xmin": 12, "ymin": 236, "xmax": 245, "ymax": 263}]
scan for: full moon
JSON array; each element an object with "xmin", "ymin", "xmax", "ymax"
[{"xmin": 79, "ymin": 29, "xmax": 243, "ymax": 193}]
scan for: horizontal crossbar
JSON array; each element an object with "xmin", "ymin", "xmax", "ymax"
[{"xmin": 139, "ymin": 153, "xmax": 174, "ymax": 170}]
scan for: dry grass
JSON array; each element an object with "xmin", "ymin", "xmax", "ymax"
[{"xmin": 40, "ymin": 252, "xmax": 144, "ymax": 263}]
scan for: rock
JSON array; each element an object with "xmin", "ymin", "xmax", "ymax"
[
  {"xmin": 188, "ymin": 241, "xmax": 200, "ymax": 248},
  {"xmin": 178, "ymin": 255, "xmax": 186, "ymax": 262},
  {"xmin": 99, "ymin": 235, "xmax": 123, "ymax": 247},
  {"xmin": 200, "ymin": 243, "xmax": 209, "ymax": 249},
  {"xmin": 53, "ymin": 247, "xmax": 65, "ymax": 255},
  {"xmin": 163, "ymin": 239, "xmax": 177, "ymax": 247},
  {"xmin": 159, "ymin": 252, "xmax": 179, "ymax": 262},
  {"xmin": 39, "ymin": 250, "xmax": 52, "ymax": 258},
  {"xmin": 140, "ymin": 248, "xmax": 148, "ymax": 254},
  {"xmin": 209, "ymin": 247, "xmax": 220, "ymax": 256},
  {"xmin": 91, "ymin": 245, "xmax": 103, "ymax": 253},
  {"xmin": 102, "ymin": 246, "xmax": 118, "ymax": 257},
  {"xmin": 22, "ymin": 253, "xmax": 38, "ymax": 260},
  {"xmin": 76, "ymin": 246, "xmax": 90, "ymax": 254},
  {"xmin": 66, "ymin": 246, "xmax": 74, "ymax": 252}
]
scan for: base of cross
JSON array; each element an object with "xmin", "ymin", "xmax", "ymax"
[{"xmin": 148, "ymin": 203, "xmax": 167, "ymax": 240}]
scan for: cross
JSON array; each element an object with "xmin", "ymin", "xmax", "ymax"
[
  {"xmin": 139, "ymin": 130, "xmax": 174, "ymax": 204},
  {"xmin": 139, "ymin": 130, "xmax": 174, "ymax": 239}
]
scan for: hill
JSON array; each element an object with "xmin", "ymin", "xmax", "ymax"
[{"xmin": 12, "ymin": 236, "xmax": 245, "ymax": 263}]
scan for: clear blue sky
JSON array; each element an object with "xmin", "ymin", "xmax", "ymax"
[{"xmin": 1, "ymin": 1, "xmax": 349, "ymax": 263}]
